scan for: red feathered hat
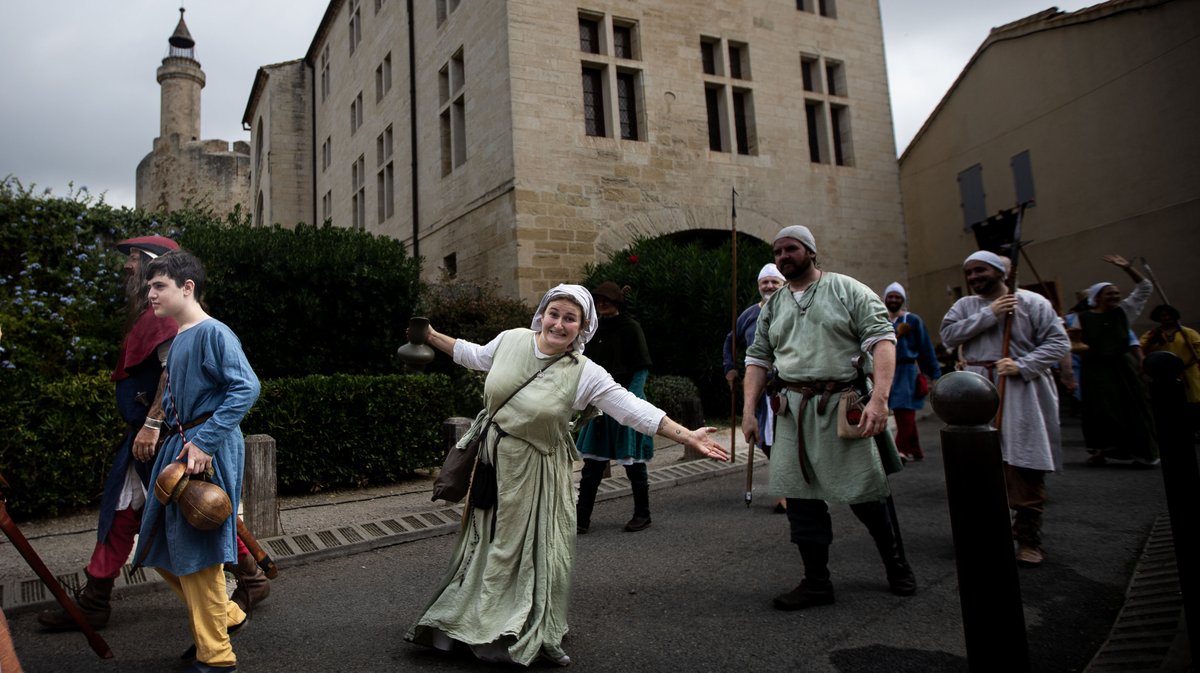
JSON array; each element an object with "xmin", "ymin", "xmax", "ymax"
[{"xmin": 115, "ymin": 235, "xmax": 179, "ymax": 258}]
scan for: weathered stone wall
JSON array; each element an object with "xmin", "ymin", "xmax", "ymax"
[
  {"xmin": 257, "ymin": 0, "xmax": 905, "ymax": 304},
  {"xmin": 248, "ymin": 61, "xmax": 312, "ymax": 228},
  {"xmin": 136, "ymin": 138, "xmax": 251, "ymax": 216}
]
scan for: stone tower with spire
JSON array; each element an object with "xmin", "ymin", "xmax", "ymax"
[{"xmin": 136, "ymin": 7, "xmax": 250, "ymax": 215}]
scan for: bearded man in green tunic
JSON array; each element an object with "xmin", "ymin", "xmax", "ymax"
[{"xmin": 742, "ymin": 225, "xmax": 915, "ymax": 611}]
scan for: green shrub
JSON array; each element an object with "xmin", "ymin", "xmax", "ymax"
[
  {"xmin": 580, "ymin": 234, "xmax": 774, "ymax": 416},
  {"xmin": 1, "ymin": 178, "xmax": 423, "ymax": 381},
  {"xmin": 0, "ymin": 372, "xmax": 121, "ymax": 519},
  {"xmin": 180, "ymin": 221, "xmax": 422, "ymax": 379},
  {"xmin": 242, "ymin": 373, "xmax": 454, "ymax": 493},
  {"xmin": 0, "ymin": 371, "xmax": 455, "ymax": 519},
  {"xmin": 646, "ymin": 374, "xmax": 704, "ymax": 428},
  {"xmin": 416, "ymin": 279, "xmax": 532, "ymax": 416}
]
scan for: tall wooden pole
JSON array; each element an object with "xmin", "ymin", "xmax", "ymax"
[{"xmin": 730, "ymin": 187, "xmax": 739, "ymax": 465}]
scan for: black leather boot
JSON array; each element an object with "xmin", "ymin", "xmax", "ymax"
[
  {"xmin": 773, "ymin": 543, "xmax": 834, "ymax": 610},
  {"xmin": 37, "ymin": 570, "xmax": 114, "ymax": 631},
  {"xmin": 576, "ymin": 459, "xmax": 605, "ymax": 534},
  {"xmin": 624, "ymin": 463, "xmax": 651, "ymax": 532}
]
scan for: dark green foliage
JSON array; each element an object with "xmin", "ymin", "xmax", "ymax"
[
  {"xmin": 580, "ymin": 234, "xmax": 774, "ymax": 416},
  {"xmin": 1, "ymin": 177, "xmax": 422, "ymax": 380},
  {"xmin": 416, "ymin": 279, "xmax": 533, "ymax": 415},
  {"xmin": 242, "ymin": 373, "xmax": 454, "ymax": 493},
  {"xmin": 645, "ymin": 374, "xmax": 703, "ymax": 425},
  {"xmin": 178, "ymin": 222, "xmax": 422, "ymax": 379},
  {"xmin": 0, "ymin": 372, "xmax": 121, "ymax": 520}
]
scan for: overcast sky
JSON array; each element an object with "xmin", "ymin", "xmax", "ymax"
[{"xmin": 0, "ymin": 0, "xmax": 1097, "ymax": 209}]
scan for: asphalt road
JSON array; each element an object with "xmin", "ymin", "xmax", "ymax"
[{"xmin": 14, "ymin": 419, "xmax": 1169, "ymax": 672}]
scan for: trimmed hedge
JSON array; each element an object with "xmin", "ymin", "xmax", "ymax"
[
  {"xmin": 0, "ymin": 371, "xmax": 119, "ymax": 519},
  {"xmin": 242, "ymin": 373, "xmax": 454, "ymax": 494},
  {"xmin": 0, "ymin": 372, "xmax": 454, "ymax": 520}
]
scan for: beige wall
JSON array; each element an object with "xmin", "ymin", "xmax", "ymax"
[
  {"xmin": 900, "ymin": 0, "xmax": 1200, "ymax": 333},
  {"xmin": 253, "ymin": 0, "xmax": 905, "ymax": 304},
  {"xmin": 248, "ymin": 61, "xmax": 313, "ymax": 228}
]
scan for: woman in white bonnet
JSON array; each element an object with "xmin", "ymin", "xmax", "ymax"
[{"xmin": 406, "ymin": 284, "xmax": 728, "ymax": 667}]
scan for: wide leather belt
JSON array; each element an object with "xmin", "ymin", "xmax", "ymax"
[{"xmin": 776, "ymin": 380, "xmax": 853, "ymax": 484}]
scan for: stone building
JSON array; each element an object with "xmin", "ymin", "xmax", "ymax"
[
  {"xmin": 900, "ymin": 0, "xmax": 1199, "ymax": 331},
  {"xmin": 245, "ymin": 0, "xmax": 905, "ymax": 303},
  {"xmin": 136, "ymin": 9, "xmax": 251, "ymax": 216}
]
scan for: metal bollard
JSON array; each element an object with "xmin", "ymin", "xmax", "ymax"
[
  {"xmin": 929, "ymin": 371, "xmax": 1029, "ymax": 673},
  {"xmin": 1143, "ymin": 351, "xmax": 1198, "ymax": 661}
]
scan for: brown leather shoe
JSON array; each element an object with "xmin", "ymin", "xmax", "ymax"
[
  {"xmin": 37, "ymin": 570, "xmax": 113, "ymax": 631},
  {"xmin": 1015, "ymin": 543, "xmax": 1045, "ymax": 567}
]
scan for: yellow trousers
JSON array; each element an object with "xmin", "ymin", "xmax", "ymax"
[{"xmin": 157, "ymin": 564, "xmax": 245, "ymax": 667}]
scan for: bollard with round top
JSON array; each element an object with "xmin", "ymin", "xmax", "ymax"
[
  {"xmin": 930, "ymin": 371, "xmax": 1029, "ymax": 673},
  {"xmin": 1143, "ymin": 350, "xmax": 1198, "ymax": 661}
]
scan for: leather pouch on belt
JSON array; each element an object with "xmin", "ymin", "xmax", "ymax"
[
  {"xmin": 836, "ymin": 390, "xmax": 866, "ymax": 439},
  {"xmin": 769, "ymin": 391, "xmax": 789, "ymax": 416}
]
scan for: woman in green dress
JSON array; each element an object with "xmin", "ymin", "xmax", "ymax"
[{"xmin": 405, "ymin": 284, "xmax": 728, "ymax": 667}]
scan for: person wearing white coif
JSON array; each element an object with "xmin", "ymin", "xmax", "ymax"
[
  {"xmin": 743, "ymin": 226, "xmax": 913, "ymax": 611},
  {"xmin": 723, "ymin": 263, "xmax": 788, "ymax": 512},
  {"xmin": 1070, "ymin": 254, "xmax": 1158, "ymax": 466},
  {"xmin": 406, "ymin": 284, "xmax": 728, "ymax": 667},
  {"xmin": 882, "ymin": 282, "xmax": 941, "ymax": 462},
  {"xmin": 941, "ymin": 250, "xmax": 1070, "ymax": 567}
]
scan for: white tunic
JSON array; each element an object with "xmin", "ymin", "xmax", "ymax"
[{"xmin": 940, "ymin": 290, "xmax": 1071, "ymax": 471}]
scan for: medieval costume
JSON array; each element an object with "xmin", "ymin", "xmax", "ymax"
[
  {"xmin": 941, "ymin": 254, "xmax": 1070, "ymax": 565},
  {"xmin": 408, "ymin": 287, "xmax": 676, "ymax": 667},
  {"xmin": 38, "ymin": 235, "xmax": 178, "ymax": 632},
  {"xmin": 135, "ymin": 318, "xmax": 260, "ymax": 669},
  {"xmin": 745, "ymin": 228, "xmax": 912, "ymax": 609},
  {"xmin": 883, "ymin": 282, "xmax": 941, "ymax": 462},
  {"xmin": 1074, "ymin": 279, "xmax": 1158, "ymax": 464},
  {"xmin": 575, "ymin": 281, "xmax": 655, "ymax": 533}
]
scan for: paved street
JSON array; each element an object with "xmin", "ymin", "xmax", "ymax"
[{"xmin": 8, "ymin": 417, "xmax": 1179, "ymax": 672}]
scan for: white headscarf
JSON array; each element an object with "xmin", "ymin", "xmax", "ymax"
[
  {"xmin": 1086, "ymin": 282, "xmax": 1113, "ymax": 307},
  {"xmin": 757, "ymin": 263, "xmax": 785, "ymax": 282},
  {"xmin": 884, "ymin": 282, "xmax": 906, "ymax": 302},
  {"xmin": 531, "ymin": 284, "xmax": 598, "ymax": 354},
  {"xmin": 964, "ymin": 251, "xmax": 1008, "ymax": 278}
]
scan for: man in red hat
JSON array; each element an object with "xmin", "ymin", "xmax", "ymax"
[
  {"xmin": 37, "ymin": 236, "xmax": 269, "ymax": 631},
  {"xmin": 38, "ymin": 235, "xmax": 180, "ymax": 630}
]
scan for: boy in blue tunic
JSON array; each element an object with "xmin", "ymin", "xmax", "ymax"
[{"xmin": 133, "ymin": 251, "xmax": 260, "ymax": 673}]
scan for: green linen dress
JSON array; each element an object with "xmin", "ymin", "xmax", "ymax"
[
  {"xmin": 746, "ymin": 272, "xmax": 899, "ymax": 504},
  {"xmin": 407, "ymin": 329, "xmax": 585, "ymax": 666}
]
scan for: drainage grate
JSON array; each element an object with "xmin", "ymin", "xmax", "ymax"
[
  {"xmin": 293, "ymin": 534, "xmax": 318, "ymax": 553},
  {"xmin": 20, "ymin": 579, "xmax": 45, "ymax": 603},
  {"xmin": 382, "ymin": 518, "xmax": 405, "ymax": 533},
  {"xmin": 403, "ymin": 515, "xmax": 427, "ymax": 530},
  {"xmin": 340, "ymin": 526, "xmax": 365, "ymax": 542},
  {"xmin": 266, "ymin": 537, "xmax": 295, "ymax": 558},
  {"xmin": 362, "ymin": 523, "xmax": 386, "ymax": 538},
  {"xmin": 317, "ymin": 530, "xmax": 340, "ymax": 547}
]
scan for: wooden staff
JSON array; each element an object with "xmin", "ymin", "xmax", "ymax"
[
  {"xmin": 0, "ymin": 475, "xmax": 112, "ymax": 659},
  {"xmin": 994, "ymin": 205, "xmax": 1028, "ymax": 430},
  {"xmin": 729, "ymin": 187, "xmax": 739, "ymax": 468}
]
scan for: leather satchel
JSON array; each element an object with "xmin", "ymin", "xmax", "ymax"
[{"xmin": 430, "ymin": 354, "xmax": 567, "ymax": 504}]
